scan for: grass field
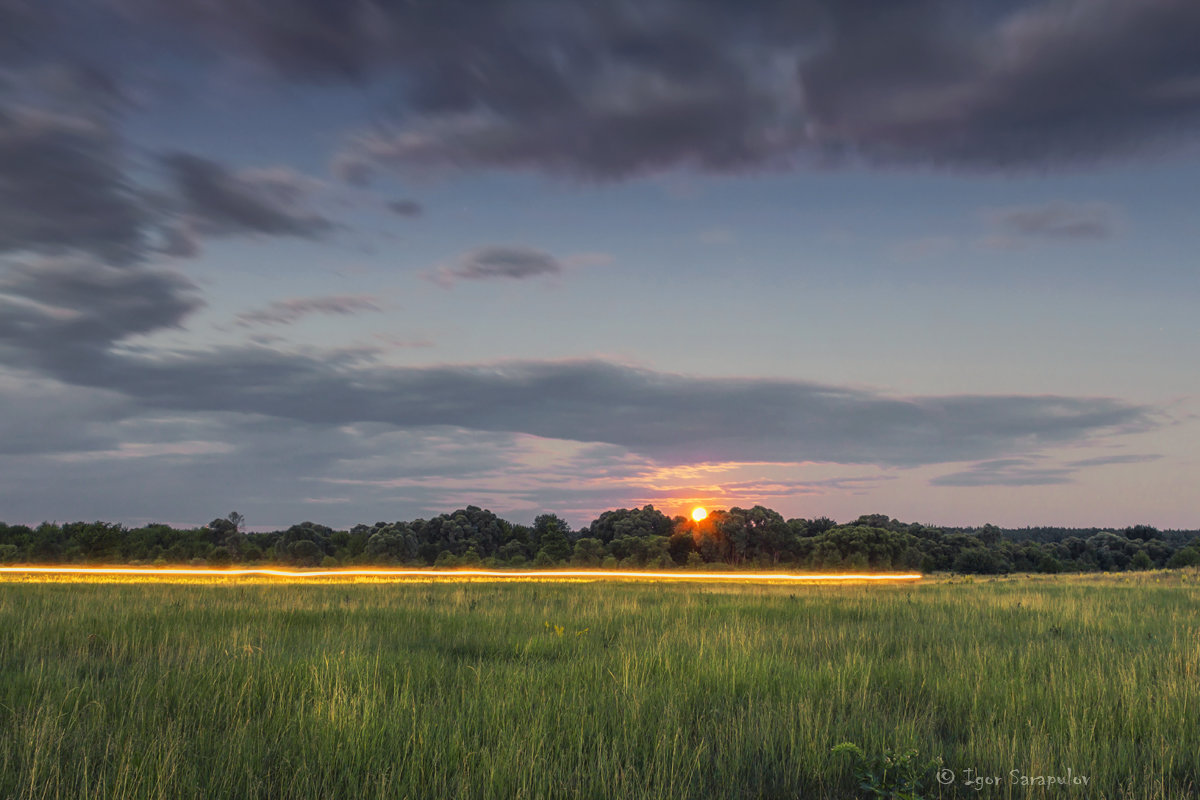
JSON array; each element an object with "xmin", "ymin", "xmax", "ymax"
[{"xmin": 1, "ymin": 571, "xmax": 1198, "ymax": 799}]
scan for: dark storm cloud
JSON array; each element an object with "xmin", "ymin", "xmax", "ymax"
[
  {"xmin": 798, "ymin": 0, "xmax": 1200, "ymax": 168},
  {"xmin": 0, "ymin": 108, "xmax": 148, "ymax": 263},
  {"xmin": 161, "ymin": 153, "xmax": 335, "ymax": 239},
  {"xmin": 435, "ymin": 246, "xmax": 563, "ymax": 284},
  {"xmin": 103, "ymin": 1, "xmax": 827, "ymax": 179},
  {"xmin": 289, "ymin": 0, "xmax": 1200, "ymax": 178},
  {"xmin": 234, "ymin": 294, "xmax": 383, "ymax": 327},
  {"xmin": 12, "ymin": 1, "xmax": 1200, "ymax": 181},
  {"xmin": 990, "ymin": 202, "xmax": 1118, "ymax": 240}
]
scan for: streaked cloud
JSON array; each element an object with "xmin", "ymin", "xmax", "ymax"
[
  {"xmin": 234, "ymin": 294, "xmax": 383, "ymax": 328},
  {"xmin": 931, "ymin": 458, "xmax": 1073, "ymax": 488},
  {"xmin": 932, "ymin": 451, "xmax": 1163, "ymax": 488},
  {"xmin": 989, "ymin": 202, "xmax": 1119, "ymax": 241},
  {"xmin": 432, "ymin": 245, "xmax": 563, "ymax": 286},
  {"xmin": 162, "ymin": 153, "xmax": 335, "ymax": 240}
]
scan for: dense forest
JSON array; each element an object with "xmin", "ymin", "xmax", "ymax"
[{"xmin": 2, "ymin": 506, "xmax": 1198, "ymax": 574}]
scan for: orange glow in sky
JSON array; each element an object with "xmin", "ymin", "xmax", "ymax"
[{"xmin": 0, "ymin": 566, "xmax": 922, "ymax": 583}]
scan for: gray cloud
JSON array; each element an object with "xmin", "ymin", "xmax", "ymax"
[
  {"xmin": 1, "ymin": 305, "xmax": 1153, "ymax": 466},
  {"xmin": 157, "ymin": 223, "xmax": 201, "ymax": 258},
  {"xmin": 931, "ymin": 458, "xmax": 1074, "ymax": 488},
  {"xmin": 330, "ymin": 152, "xmax": 372, "ymax": 186},
  {"xmin": 0, "ymin": 249, "xmax": 1160, "ymax": 524},
  {"xmin": 435, "ymin": 245, "xmax": 563, "ymax": 285},
  {"xmin": 312, "ymin": 0, "xmax": 1200, "ymax": 178},
  {"xmin": 0, "ymin": 107, "xmax": 148, "ymax": 263},
  {"xmin": 0, "ymin": 249, "xmax": 1156, "ymax": 470},
  {"xmin": 0, "ymin": 262, "xmax": 1153, "ymax": 469},
  {"xmin": 385, "ymin": 199, "xmax": 422, "ymax": 217},
  {"xmin": 11, "ymin": 1, "xmax": 1200, "ymax": 183},
  {"xmin": 0, "ymin": 372, "xmax": 132, "ymax": 456},
  {"xmin": 234, "ymin": 294, "xmax": 383, "ymax": 327},
  {"xmin": 1067, "ymin": 453, "xmax": 1162, "ymax": 468},
  {"xmin": 0, "ymin": 257, "xmax": 203, "ymax": 364},
  {"xmin": 162, "ymin": 153, "xmax": 335, "ymax": 239},
  {"xmin": 800, "ymin": 0, "xmax": 1200, "ymax": 169},
  {"xmin": 26, "ymin": 62, "xmax": 131, "ymax": 117},
  {"xmin": 931, "ymin": 451, "xmax": 1163, "ymax": 487},
  {"xmin": 990, "ymin": 202, "xmax": 1118, "ymax": 240}
]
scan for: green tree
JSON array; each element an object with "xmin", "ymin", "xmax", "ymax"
[
  {"xmin": 571, "ymin": 538, "xmax": 604, "ymax": 566},
  {"xmin": 1167, "ymin": 547, "xmax": 1200, "ymax": 568},
  {"xmin": 536, "ymin": 521, "xmax": 573, "ymax": 563},
  {"xmin": 287, "ymin": 539, "xmax": 323, "ymax": 567}
]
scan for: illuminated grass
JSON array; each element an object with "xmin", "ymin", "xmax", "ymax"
[
  {"xmin": 0, "ymin": 565, "xmax": 922, "ymax": 583},
  {"xmin": 1, "ymin": 571, "xmax": 1197, "ymax": 798}
]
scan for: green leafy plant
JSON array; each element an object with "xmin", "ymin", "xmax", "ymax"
[{"xmin": 832, "ymin": 741, "xmax": 943, "ymax": 800}]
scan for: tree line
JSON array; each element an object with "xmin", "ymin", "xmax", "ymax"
[{"xmin": 1, "ymin": 506, "xmax": 1198, "ymax": 574}]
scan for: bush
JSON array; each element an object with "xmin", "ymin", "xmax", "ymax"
[{"xmin": 832, "ymin": 741, "xmax": 942, "ymax": 800}]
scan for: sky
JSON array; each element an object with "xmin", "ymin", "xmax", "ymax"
[{"xmin": 1, "ymin": 0, "xmax": 1197, "ymax": 530}]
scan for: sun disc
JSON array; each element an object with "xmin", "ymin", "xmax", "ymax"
[{"xmin": 692, "ymin": 507, "xmax": 708, "ymax": 522}]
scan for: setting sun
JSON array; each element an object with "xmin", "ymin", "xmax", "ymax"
[{"xmin": 692, "ymin": 507, "xmax": 708, "ymax": 522}]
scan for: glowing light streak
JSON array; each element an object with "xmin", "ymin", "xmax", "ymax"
[{"xmin": 0, "ymin": 566, "xmax": 922, "ymax": 583}]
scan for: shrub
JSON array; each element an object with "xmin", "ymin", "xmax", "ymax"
[{"xmin": 832, "ymin": 742, "xmax": 942, "ymax": 800}]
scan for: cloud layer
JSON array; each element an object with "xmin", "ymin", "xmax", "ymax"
[
  {"xmin": 0, "ymin": 254, "xmax": 1152, "ymax": 468},
  {"xmin": 1, "ymin": 0, "xmax": 1190, "ymax": 528}
]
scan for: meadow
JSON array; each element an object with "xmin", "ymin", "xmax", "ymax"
[{"xmin": 1, "ymin": 571, "xmax": 1197, "ymax": 799}]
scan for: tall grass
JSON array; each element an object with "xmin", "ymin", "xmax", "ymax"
[{"xmin": 1, "ymin": 572, "xmax": 1197, "ymax": 798}]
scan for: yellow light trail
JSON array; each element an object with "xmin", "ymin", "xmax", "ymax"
[{"xmin": 0, "ymin": 566, "xmax": 922, "ymax": 583}]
